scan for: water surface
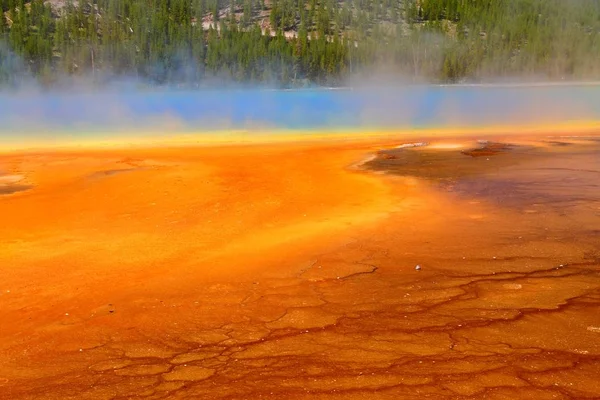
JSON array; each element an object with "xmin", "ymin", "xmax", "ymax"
[{"xmin": 1, "ymin": 85, "xmax": 600, "ymax": 140}]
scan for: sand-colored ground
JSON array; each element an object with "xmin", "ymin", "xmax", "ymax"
[{"xmin": 0, "ymin": 134, "xmax": 599, "ymax": 399}]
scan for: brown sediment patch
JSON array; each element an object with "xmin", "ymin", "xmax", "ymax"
[
  {"xmin": 365, "ymin": 139, "xmax": 532, "ymax": 181},
  {"xmin": 0, "ymin": 174, "xmax": 32, "ymax": 195},
  {"xmin": 87, "ymin": 167, "xmax": 140, "ymax": 178},
  {"xmin": 544, "ymin": 140, "xmax": 573, "ymax": 147},
  {"xmin": 0, "ymin": 135, "xmax": 599, "ymax": 399},
  {"xmin": 364, "ymin": 139, "xmax": 600, "ymax": 209},
  {"xmin": 0, "ymin": 184, "xmax": 32, "ymax": 195},
  {"xmin": 461, "ymin": 141, "xmax": 515, "ymax": 157}
]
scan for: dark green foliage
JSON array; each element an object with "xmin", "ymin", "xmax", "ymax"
[{"xmin": 1, "ymin": 0, "xmax": 600, "ymax": 86}]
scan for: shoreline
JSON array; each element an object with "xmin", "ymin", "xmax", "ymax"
[{"xmin": 1, "ymin": 121, "xmax": 600, "ymax": 153}]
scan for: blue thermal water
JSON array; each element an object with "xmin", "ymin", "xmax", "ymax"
[{"xmin": 1, "ymin": 85, "xmax": 600, "ymax": 140}]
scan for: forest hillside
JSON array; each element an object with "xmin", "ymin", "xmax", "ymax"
[{"xmin": 1, "ymin": 0, "xmax": 600, "ymax": 86}]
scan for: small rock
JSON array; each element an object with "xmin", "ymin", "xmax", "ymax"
[{"xmin": 415, "ymin": 265, "xmax": 421, "ymax": 271}]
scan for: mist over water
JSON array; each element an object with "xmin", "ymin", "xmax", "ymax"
[{"xmin": 1, "ymin": 84, "xmax": 600, "ymax": 145}]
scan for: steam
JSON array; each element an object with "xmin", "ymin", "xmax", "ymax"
[
  {"xmin": 1, "ymin": 82, "xmax": 599, "ymax": 141},
  {"xmin": 1, "ymin": 46, "xmax": 599, "ymax": 147},
  {"xmin": 2, "ymin": 0, "xmax": 600, "ymax": 149},
  {"xmin": 0, "ymin": 41, "xmax": 28, "ymax": 88}
]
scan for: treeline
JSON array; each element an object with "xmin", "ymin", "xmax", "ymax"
[
  {"xmin": 411, "ymin": 0, "xmax": 600, "ymax": 81},
  {"xmin": 1, "ymin": 0, "xmax": 600, "ymax": 87},
  {"xmin": 0, "ymin": 0, "xmax": 354, "ymax": 86}
]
